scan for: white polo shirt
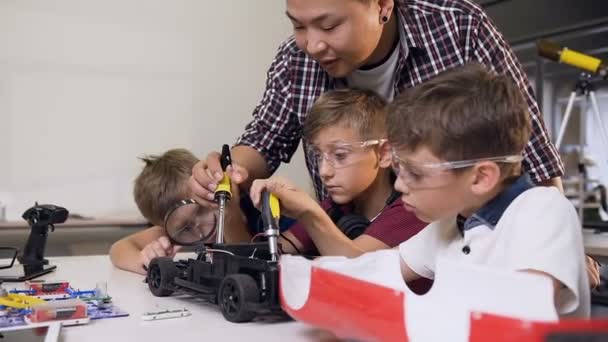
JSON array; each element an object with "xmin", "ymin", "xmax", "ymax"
[{"xmin": 399, "ymin": 174, "xmax": 590, "ymax": 317}]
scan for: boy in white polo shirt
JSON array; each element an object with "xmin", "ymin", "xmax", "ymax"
[{"xmin": 388, "ymin": 63, "xmax": 589, "ymax": 317}]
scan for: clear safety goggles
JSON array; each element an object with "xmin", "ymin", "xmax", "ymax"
[
  {"xmin": 307, "ymin": 139, "xmax": 386, "ymax": 169},
  {"xmin": 391, "ymin": 147, "xmax": 523, "ymax": 185}
]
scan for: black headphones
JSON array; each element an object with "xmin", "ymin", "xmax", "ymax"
[{"xmin": 328, "ymin": 191, "xmax": 400, "ymax": 240}]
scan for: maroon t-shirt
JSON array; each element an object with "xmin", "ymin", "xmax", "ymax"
[{"xmin": 287, "ymin": 197, "xmax": 432, "ymax": 294}]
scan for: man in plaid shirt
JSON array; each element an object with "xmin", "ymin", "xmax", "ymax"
[
  {"xmin": 191, "ymin": 0, "xmax": 599, "ymax": 287},
  {"xmin": 194, "ymin": 0, "xmax": 563, "ymax": 201}
]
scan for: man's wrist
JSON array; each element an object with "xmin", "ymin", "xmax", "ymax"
[{"xmin": 537, "ymin": 176, "xmax": 563, "ymax": 192}]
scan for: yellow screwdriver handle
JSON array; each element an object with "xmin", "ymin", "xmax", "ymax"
[{"xmin": 215, "ymin": 173, "xmax": 232, "ymax": 196}]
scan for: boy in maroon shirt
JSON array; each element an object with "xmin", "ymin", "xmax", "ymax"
[{"xmin": 245, "ymin": 89, "xmax": 430, "ymax": 292}]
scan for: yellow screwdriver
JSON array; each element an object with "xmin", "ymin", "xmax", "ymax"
[
  {"xmin": 214, "ymin": 144, "xmax": 232, "ymax": 244},
  {"xmin": 261, "ymin": 191, "xmax": 281, "ymax": 261}
]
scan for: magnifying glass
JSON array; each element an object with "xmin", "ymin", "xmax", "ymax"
[{"xmin": 163, "ymin": 199, "xmax": 218, "ymax": 246}]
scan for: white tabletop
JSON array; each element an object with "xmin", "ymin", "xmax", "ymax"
[
  {"xmin": 9, "ymin": 255, "xmax": 325, "ymax": 342},
  {"xmin": 4, "ymin": 233, "xmax": 605, "ymax": 341}
]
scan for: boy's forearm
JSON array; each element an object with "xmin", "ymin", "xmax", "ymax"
[
  {"xmin": 109, "ymin": 240, "xmax": 147, "ymax": 275},
  {"xmin": 109, "ymin": 226, "xmax": 165, "ymax": 274}
]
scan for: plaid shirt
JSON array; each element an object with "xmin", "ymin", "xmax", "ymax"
[{"xmin": 236, "ymin": 0, "xmax": 564, "ymax": 200}]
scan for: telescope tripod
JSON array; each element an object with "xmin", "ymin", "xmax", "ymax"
[{"xmin": 555, "ymin": 74, "xmax": 608, "ymax": 223}]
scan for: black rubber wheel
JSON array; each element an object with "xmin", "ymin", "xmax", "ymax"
[
  {"xmin": 218, "ymin": 274, "xmax": 259, "ymax": 322},
  {"xmin": 147, "ymin": 257, "xmax": 179, "ymax": 297}
]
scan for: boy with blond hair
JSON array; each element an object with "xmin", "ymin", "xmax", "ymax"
[
  {"xmin": 245, "ymin": 88, "xmax": 431, "ymax": 293},
  {"xmin": 279, "ymin": 89, "xmax": 426, "ymax": 257},
  {"xmin": 110, "ymin": 149, "xmax": 249, "ymax": 274}
]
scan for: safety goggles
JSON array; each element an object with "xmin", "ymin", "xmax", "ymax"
[
  {"xmin": 307, "ymin": 139, "xmax": 386, "ymax": 169},
  {"xmin": 391, "ymin": 147, "xmax": 523, "ymax": 185}
]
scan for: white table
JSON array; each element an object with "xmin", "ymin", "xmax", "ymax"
[
  {"xmin": 4, "ymin": 233, "xmax": 604, "ymax": 340},
  {"xmin": 7, "ymin": 255, "xmax": 325, "ymax": 342}
]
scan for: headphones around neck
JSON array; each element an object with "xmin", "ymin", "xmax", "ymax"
[{"xmin": 328, "ymin": 191, "xmax": 400, "ymax": 240}]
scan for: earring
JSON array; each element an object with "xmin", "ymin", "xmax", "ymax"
[{"xmin": 382, "ymin": 15, "xmax": 388, "ymax": 23}]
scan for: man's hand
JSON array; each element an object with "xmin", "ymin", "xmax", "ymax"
[
  {"xmin": 250, "ymin": 176, "xmax": 321, "ymax": 221},
  {"xmin": 140, "ymin": 236, "xmax": 182, "ymax": 267},
  {"xmin": 586, "ymin": 255, "xmax": 601, "ymax": 289},
  {"xmin": 190, "ymin": 151, "xmax": 249, "ymax": 208}
]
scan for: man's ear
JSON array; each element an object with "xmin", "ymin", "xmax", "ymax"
[
  {"xmin": 378, "ymin": 0, "xmax": 395, "ymax": 16},
  {"xmin": 378, "ymin": 141, "xmax": 392, "ymax": 168},
  {"xmin": 470, "ymin": 162, "xmax": 501, "ymax": 195}
]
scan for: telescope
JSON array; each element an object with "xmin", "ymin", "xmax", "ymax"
[{"xmin": 537, "ymin": 40, "xmax": 607, "ymax": 79}]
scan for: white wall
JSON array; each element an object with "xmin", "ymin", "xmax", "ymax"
[
  {"xmin": 583, "ymin": 90, "xmax": 608, "ymax": 187},
  {"xmin": 0, "ymin": 0, "xmax": 310, "ymax": 220}
]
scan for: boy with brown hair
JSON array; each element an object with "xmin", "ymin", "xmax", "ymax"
[
  {"xmin": 250, "ymin": 64, "xmax": 589, "ymax": 317},
  {"xmin": 110, "ymin": 148, "xmax": 249, "ymax": 274},
  {"xmin": 390, "ymin": 63, "xmax": 588, "ymax": 317}
]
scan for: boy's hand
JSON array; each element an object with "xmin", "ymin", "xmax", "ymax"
[
  {"xmin": 250, "ymin": 176, "xmax": 321, "ymax": 220},
  {"xmin": 190, "ymin": 151, "xmax": 249, "ymax": 208},
  {"xmin": 140, "ymin": 236, "xmax": 182, "ymax": 267}
]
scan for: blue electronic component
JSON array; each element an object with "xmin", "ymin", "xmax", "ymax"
[
  {"xmin": 9, "ymin": 289, "xmax": 36, "ymax": 296},
  {"xmin": 86, "ymin": 302, "xmax": 129, "ymax": 320},
  {"xmin": 0, "ymin": 309, "xmax": 29, "ymax": 328},
  {"xmin": 67, "ymin": 288, "xmax": 96, "ymax": 298}
]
